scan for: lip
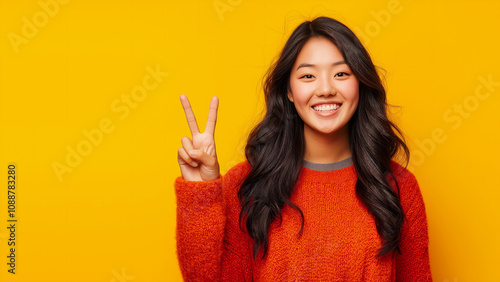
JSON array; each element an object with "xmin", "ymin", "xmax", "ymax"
[{"xmin": 311, "ymin": 102, "xmax": 343, "ymax": 107}]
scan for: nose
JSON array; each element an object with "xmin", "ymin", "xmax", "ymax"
[{"xmin": 315, "ymin": 76, "xmax": 336, "ymax": 96}]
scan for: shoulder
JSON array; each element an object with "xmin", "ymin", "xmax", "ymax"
[
  {"xmin": 222, "ymin": 160, "xmax": 252, "ymax": 185},
  {"xmin": 388, "ymin": 160, "xmax": 425, "ymax": 208},
  {"xmin": 388, "ymin": 160, "xmax": 418, "ymax": 188},
  {"xmin": 221, "ymin": 160, "xmax": 252, "ymax": 197},
  {"xmin": 224, "ymin": 160, "xmax": 252, "ymax": 180}
]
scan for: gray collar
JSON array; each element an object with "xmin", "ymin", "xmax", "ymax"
[{"xmin": 302, "ymin": 157, "xmax": 353, "ymax": 171}]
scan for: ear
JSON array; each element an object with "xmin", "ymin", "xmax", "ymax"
[{"xmin": 287, "ymin": 91, "xmax": 294, "ymax": 103}]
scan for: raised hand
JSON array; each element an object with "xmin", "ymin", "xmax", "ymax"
[{"xmin": 177, "ymin": 94, "xmax": 220, "ymax": 181}]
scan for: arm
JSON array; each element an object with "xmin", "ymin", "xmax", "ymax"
[
  {"xmin": 175, "ymin": 162, "xmax": 253, "ymax": 281},
  {"xmin": 394, "ymin": 170, "xmax": 433, "ymax": 281},
  {"xmin": 175, "ymin": 176, "xmax": 225, "ymax": 281},
  {"xmin": 175, "ymin": 95, "xmax": 253, "ymax": 280}
]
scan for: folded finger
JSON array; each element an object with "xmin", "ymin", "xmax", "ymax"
[
  {"xmin": 178, "ymin": 147, "xmax": 198, "ymax": 167},
  {"xmin": 190, "ymin": 149, "xmax": 217, "ymax": 168},
  {"xmin": 181, "ymin": 136, "xmax": 195, "ymax": 153}
]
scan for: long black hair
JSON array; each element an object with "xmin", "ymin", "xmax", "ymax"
[{"xmin": 238, "ymin": 16, "xmax": 410, "ymax": 260}]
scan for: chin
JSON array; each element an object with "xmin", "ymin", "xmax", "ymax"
[
  {"xmin": 317, "ymin": 127, "xmax": 340, "ymax": 135},
  {"xmin": 317, "ymin": 124, "xmax": 348, "ymax": 135}
]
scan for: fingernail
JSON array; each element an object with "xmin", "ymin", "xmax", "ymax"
[
  {"xmin": 189, "ymin": 150, "xmax": 196, "ymax": 156},
  {"xmin": 191, "ymin": 161, "xmax": 198, "ymax": 167}
]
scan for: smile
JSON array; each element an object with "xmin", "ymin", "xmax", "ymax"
[{"xmin": 312, "ymin": 103, "xmax": 342, "ymax": 112}]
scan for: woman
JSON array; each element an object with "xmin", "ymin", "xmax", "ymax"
[{"xmin": 176, "ymin": 16, "xmax": 432, "ymax": 281}]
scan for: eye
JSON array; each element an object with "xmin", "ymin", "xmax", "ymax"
[
  {"xmin": 300, "ymin": 74, "xmax": 314, "ymax": 79},
  {"xmin": 334, "ymin": 72, "xmax": 349, "ymax": 77}
]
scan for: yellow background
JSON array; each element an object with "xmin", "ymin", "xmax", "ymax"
[{"xmin": 1, "ymin": 0, "xmax": 499, "ymax": 281}]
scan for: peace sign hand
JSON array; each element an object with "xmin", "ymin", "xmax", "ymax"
[{"xmin": 177, "ymin": 94, "xmax": 220, "ymax": 181}]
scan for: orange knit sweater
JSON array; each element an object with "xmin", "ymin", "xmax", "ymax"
[{"xmin": 175, "ymin": 160, "xmax": 432, "ymax": 281}]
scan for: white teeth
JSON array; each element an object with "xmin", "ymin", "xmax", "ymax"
[{"xmin": 313, "ymin": 104, "xmax": 341, "ymax": 111}]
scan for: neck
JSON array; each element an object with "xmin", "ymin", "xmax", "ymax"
[{"xmin": 303, "ymin": 124, "xmax": 351, "ymax": 164}]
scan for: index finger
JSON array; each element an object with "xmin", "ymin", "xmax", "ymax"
[
  {"xmin": 205, "ymin": 96, "xmax": 219, "ymax": 135},
  {"xmin": 180, "ymin": 94, "xmax": 200, "ymax": 135}
]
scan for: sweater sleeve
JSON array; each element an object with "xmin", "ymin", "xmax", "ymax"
[
  {"xmin": 391, "ymin": 166, "xmax": 433, "ymax": 281},
  {"xmin": 174, "ymin": 162, "xmax": 253, "ymax": 281}
]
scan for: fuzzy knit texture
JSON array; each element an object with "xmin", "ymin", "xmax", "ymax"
[{"xmin": 175, "ymin": 160, "xmax": 432, "ymax": 281}]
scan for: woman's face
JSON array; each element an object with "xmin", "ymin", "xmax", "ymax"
[{"xmin": 288, "ymin": 36, "xmax": 359, "ymax": 139}]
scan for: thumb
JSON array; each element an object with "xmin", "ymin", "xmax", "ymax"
[{"xmin": 188, "ymin": 149, "xmax": 217, "ymax": 168}]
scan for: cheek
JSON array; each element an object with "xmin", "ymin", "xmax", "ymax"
[
  {"xmin": 340, "ymin": 80, "xmax": 359, "ymax": 104},
  {"xmin": 290, "ymin": 81, "xmax": 313, "ymax": 104}
]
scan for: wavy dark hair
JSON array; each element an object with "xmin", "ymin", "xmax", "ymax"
[{"xmin": 238, "ymin": 16, "xmax": 410, "ymax": 260}]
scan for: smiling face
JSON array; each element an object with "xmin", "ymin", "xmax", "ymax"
[{"xmin": 288, "ymin": 36, "xmax": 359, "ymax": 142}]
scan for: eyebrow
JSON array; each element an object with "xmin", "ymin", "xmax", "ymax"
[{"xmin": 296, "ymin": 61, "xmax": 346, "ymax": 70}]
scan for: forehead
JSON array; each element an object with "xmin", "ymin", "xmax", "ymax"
[{"xmin": 293, "ymin": 37, "xmax": 344, "ymax": 68}]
